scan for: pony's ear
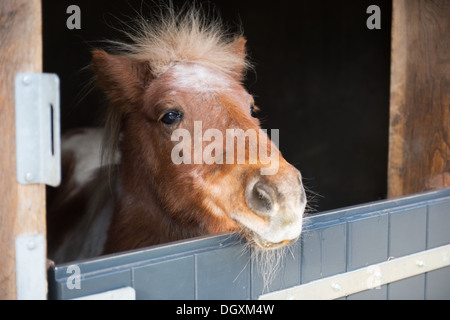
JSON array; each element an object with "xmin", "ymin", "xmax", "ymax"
[
  {"xmin": 230, "ymin": 36, "xmax": 248, "ymax": 81},
  {"xmin": 91, "ymin": 49, "xmax": 152, "ymax": 107}
]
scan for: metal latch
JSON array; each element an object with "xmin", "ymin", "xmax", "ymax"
[{"xmin": 15, "ymin": 73, "xmax": 61, "ymax": 187}]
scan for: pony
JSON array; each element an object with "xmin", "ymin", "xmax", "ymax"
[{"xmin": 47, "ymin": 7, "xmax": 306, "ymax": 264}]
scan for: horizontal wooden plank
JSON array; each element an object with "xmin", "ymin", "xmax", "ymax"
[{"xmin": 259, "ymin": 244, "xmax": 450, "ymax": 300}]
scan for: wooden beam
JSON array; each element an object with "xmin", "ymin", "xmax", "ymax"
[
  {"xmin": 388, "ymin": 0, "xmax": 450, "ymax": 198},
  {"xmin": 0, "ymin": 0, "xmax": 45, "ymax": 300}
]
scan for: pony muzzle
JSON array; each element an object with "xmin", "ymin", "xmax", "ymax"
[{"xmin": 237, "ymin": 170, "xmax": 306, "ymax": 249}]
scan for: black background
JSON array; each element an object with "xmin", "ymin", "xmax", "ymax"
[{"xmin": 43, "ymin": 0, "xmax": 392, "ymax": 212}]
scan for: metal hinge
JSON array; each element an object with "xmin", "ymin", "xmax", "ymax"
[
  {"xmin": 15, "ymin": 234, "xmax": 47, "ymax": 300},
  {"xmin": 15, "ymin": 73, "xmax": 61, "ymax": 187}
]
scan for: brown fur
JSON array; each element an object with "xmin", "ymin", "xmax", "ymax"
[{"xmin": 47, "ymin": 8, "xmax": 305, "ymax": 263}]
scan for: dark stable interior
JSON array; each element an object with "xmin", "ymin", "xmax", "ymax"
[{"xmin": 43, "ymin": 0, "xmax": 392, "ymax": 212}]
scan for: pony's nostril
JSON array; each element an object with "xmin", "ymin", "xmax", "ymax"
[
  {"xmin": 247, "ymin": 182, "xmax": 275, "ymax": 216},
  {"xmin": 254, "ymin": 185, "xmax": 272, "ymax": 211}
]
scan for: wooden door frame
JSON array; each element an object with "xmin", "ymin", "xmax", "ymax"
[
  {"xmin": 0, "ymin": 0, "xmax": 45, "ymax": 300},
  {"xmin": 388, "ymin": 0, "xmax": 450, "ymax": 197}
]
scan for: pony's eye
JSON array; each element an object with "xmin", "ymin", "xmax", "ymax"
[
  {"xmin": 160, "ymin": 110, "xmax": 184, "ymax": 125},
  {"xmin": 250, "ymin": 103, "xmax": 259, "ymax": 118}
]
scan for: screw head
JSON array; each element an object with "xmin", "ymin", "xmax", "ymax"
[
  {"xmin": 331, "ymin": 283, "xmax": 342, "ymax": 292},
  {"xmin": 374, "ymin": 271, "xmax": 383, "ymax": 279},
  {"xmin": 416, "ymin": 260, "xmax": 426, "ymax": 268},
  {"xmin": 22, "ymin": 75, "xmax": 32, "ymax": 85},
  {"xmin": 25, "ymin": 172, "xmax": 34, "ymax": 182}
]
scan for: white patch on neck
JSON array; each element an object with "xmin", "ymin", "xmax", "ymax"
[
  {"xmin": 170, "ymin": 64, "xmax": 233, "ymax": 93},
  {"xmin": 62, "ymin": 128, "xmax": 103, "ymax": 186}
]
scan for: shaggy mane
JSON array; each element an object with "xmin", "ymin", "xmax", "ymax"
[{"xmin": 109, "ymin": 6, "xmax": 251, "ymax": 79}]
